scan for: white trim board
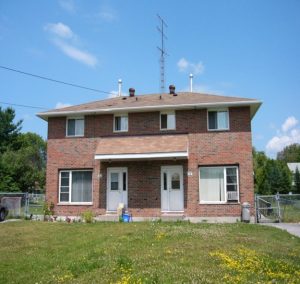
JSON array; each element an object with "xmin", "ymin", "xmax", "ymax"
[{"xmin": 95, "ymin": 152, "xmax": 188, "ymax": 160}]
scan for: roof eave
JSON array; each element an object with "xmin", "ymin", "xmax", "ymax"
[{"xmin": 37, "ymin": 100, "xmax": 262, "ymax": 121}]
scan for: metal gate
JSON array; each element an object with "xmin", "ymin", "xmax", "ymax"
[{"xmin": 256, "ymin": 194, "xmax": 300, "ymax": 223}]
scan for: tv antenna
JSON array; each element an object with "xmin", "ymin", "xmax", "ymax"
[{"xmin": 157, "ymin": 14, "xmax": 168, "ymax": 93}]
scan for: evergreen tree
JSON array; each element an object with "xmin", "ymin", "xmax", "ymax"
[
  {"xmin": 294, "ymin": 167, "xmax": 300, "ymax": 194},
  {"xmin": 277, "ymin": 143, "xmax": 300, "ymax": 162}
]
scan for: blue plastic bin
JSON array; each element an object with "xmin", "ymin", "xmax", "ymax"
[{"xmin": 122, "ymin": 213, "xmax": 131, "ymax": 222}]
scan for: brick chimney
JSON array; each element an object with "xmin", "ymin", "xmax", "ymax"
[
  {"xmin": 169, "ymin": 85, "xmax": 177, "ymax": 96},
  {"xmin": 129, "ymin": 88, "xmax": 135, "ymax": 97}
]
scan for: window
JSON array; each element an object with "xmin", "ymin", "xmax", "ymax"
[
  {"xmin": 199, "ymin": 166, "xmax": 239, "ymax": 203},
  {"xmin": 59, "ymin": 170, "xmax": 92, "ymax": 203},
  {"xmin": 171, "ymin": 173, "xmax": 180, "ymax": 189},
  {"xmin": 114, "ymin": 114, "xmax": 128, "ymax": 132},
  {"xmin": 208, "ymin": 110, "xmax": 229, "ymax": 130},
  {"xmin": 67, "ymin": 118, "xmax": 84, "ymax": 136},
  {"xmin": 160, "ymin": 111, "xmax": 176, "ymax": 130}
]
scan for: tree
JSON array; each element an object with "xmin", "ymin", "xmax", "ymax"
[
  {"xmin": 294, "ymin": 167, "xmax": 300, "ymax": 194},
  {"xmin": 277, "ymin": 143, "xmax": 300, "ymax": 163},
  {"xmin": 253, "ymin": 148, "xmax": 292, "ymax": 194},
  {"xmin": 0, "ymin": 107, "xmax": 22, "ymax": 153},
  {"xmin": 0, "ymin": 133, "xmax": 46, "ymax": 192}
]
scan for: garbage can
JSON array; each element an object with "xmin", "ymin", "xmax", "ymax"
[{"xmin": 241, "ymin": 202, "xmax": 251, "ymax": 223}]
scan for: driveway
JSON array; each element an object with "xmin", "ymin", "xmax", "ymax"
[{"xmin": 261, "ymin": 223, "xmax": 300, "ymax": 238}]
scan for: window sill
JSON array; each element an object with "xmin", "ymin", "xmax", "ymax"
[
  {"xmin": 65, "ymin": 135, "xmax": 84, "ymax": 138},
  {"xmin": 199, "ymin": 202, "xmax": 240, "ymax": 205},
  {"xmin": 207, "ymin": 128, "xmax": 230, "ymax": 132},
  {"xmin": 57, "ymin": 202, "xmax": 93, "ymax": 206},
  {"xmin": 113, "ymin": 130, "xmax": 128, "ymax": 133},
  {"xmin": 160, "ymin": 128, "xmax": 176, "ymax": 131}
]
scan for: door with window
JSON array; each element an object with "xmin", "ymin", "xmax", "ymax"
[
  {"xmin": 161, "ymin": 166, "xmax": 184, "ymax": 212},
  {"xmin": 107, "ymin": 168, "xmax": 128, "ymax": 212}
]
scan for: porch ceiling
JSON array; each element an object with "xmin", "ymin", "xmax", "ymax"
[{"xmin": 94, "ymin": 135, "xmax": 188, "ymax": 161}]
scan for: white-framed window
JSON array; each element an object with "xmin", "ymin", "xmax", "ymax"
[
  {"xmin": 114, "ymin": 114, "xmax": 128, "ymax": 132},
  {"xmin": 199, "ymin": 166, "xmax": 239, "ymax": 204},
  {"xmin": 59, "ymin": 170, "xmax": 93, "ymax": 204},
  {"xmin": 66, "ymin": 117, "xmax": 84, "ymax": 137},
  {"xmin": 208, "ymin": 109, "xmax": 229, "ymax": 131},
  {"xmin": 160, "ymin": 111, "xmax": 176, "ymax": 130}
]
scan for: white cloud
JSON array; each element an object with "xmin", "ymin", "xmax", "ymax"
[
  {"xmin": 55, "ymin": 102, "xmax": 72, "ymax": 109},
  {"xmin": 97, "ymin": 6, "xmax": 117, "ymax": 22},
  {"xmin": 108, "ymin": 90, "xmax": 128, "ymax": 98},
  {"xmin": 59, "ymin": 0, "xmax": 76, "ymax": 13},
  {"xmin": 44, "ymin": 22, "xmax": 98, "ymax": 67},
  {"xmin": 281, "ymin": 116, "xmax": 298, "ymax": 132},
  {"xmin": 54, "ymin": 39, "xmax": 98, "ymax": 67},
  {"xmin": 181, "ymin": 83, "xmax": 224, "ymax": 95},
  {"xmin": 177, "ymin": 57, "xmax": 204, "ymax": 75},
  {"xmin": 44, "ymin": 22, "xmax": 74, "ymax": 39},
  {"xmin": 266, "ymin": 116, "xmax": 300, "ymax": 156}
]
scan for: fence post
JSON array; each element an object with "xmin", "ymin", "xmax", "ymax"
[
  {"xmin": 276, "ymin": 192, "xmax": 281, "ymax": 222},
  {"xmin": 25, "ymin": 192, "xmax": 29, "ymax": 217}
]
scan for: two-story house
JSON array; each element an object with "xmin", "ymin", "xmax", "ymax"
[{"xmin": 37, "ymin": 85, "xmax": 261, "ymax": 222}]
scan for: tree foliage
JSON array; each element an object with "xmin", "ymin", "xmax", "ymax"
[
  {"xmin": 0, "ymin": 107, "xmax": 46, "ymax": 192},
  {"xmin": 277, "ymin": 143, "xmax": 300, "ymax": 163},
  {"xmin": 253, "ymin": 148, "xmax": 292, "ymax": 194}
]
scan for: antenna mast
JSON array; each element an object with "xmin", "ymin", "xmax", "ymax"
[{"xmin": 157, "ymin": 14, "xmax": 168, "ymax": 93}]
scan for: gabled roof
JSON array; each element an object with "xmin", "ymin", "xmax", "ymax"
[
  {"xmin": 37, "ymin": 92, "xmax": 262, "ymax": 121},
  {"xmin": 287, "ymin": 163, "xmax": 300, "ymax": 173}
]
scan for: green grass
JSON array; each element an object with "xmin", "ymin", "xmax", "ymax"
[
  {"xmin": 282, "ymin": 204, "xmax": 300, "ymax": 223},
  {"xmin": 0, "ymin": 221, "xmax": 300, "ymax": 284}
]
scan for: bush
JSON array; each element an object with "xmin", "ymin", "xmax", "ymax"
[{"xmin": 81, "ymin": 210, "xmax": 94, "ymax": 223}]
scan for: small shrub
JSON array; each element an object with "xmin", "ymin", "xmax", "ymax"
[{"xmin": 81, "ymin": 210, "xmax": 94, "ymax": 223}]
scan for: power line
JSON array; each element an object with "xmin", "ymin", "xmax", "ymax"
[
  {"xmin": 0, "ymin": 101, "xmax": 48, "ymax": 110},
  {"xmin": 0, "ymin": 65, "xmax": 112, "ymax": 95}
]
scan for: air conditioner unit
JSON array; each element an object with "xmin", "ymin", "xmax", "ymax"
[{"xmin": 227, "ymin": 191, "xmax": 238, "ymax": 201}]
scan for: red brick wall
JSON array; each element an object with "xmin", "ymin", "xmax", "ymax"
[
  {"xmin": 49, "ymin": 107, "xmax": 251, "ymax": 139},
  {"xmin": 46, "ymin": 106, "xmax": 254, "ymax": 218}
]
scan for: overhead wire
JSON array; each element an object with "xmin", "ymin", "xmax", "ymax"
[
  {"xmin": 0, "ymin": 65, "xmax": 112, "ymax": 95},
  {"xmin": 0, "ymin": 64, "xmax": 115, "ymax": 110}
]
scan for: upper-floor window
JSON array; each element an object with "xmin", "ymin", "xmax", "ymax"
[
  {"xmin": 160, "ymin": 111, "xmax": 176, "ymax": 130},
  {"xmin": 208, "ymin": 110, "xmax": 229, "ymax": 131},
  {"xmin": 114, "ymin": 114, "xmax": 128, "ymax": 132},
  {"xmin": 66, "ymin": 118, "xmax": 84, "ymax": 137}
]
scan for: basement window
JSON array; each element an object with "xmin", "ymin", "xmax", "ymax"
[
  {"xmin": 66, "ymin": 117, "xmax": 84, "ymax": 137},
  {"xmin": 160, "ymin": 111, "xmax": 176, "ymax": 130},
  {"xmin": 114, "ymin": 114, "xmax": 128, "ymax": 132}
]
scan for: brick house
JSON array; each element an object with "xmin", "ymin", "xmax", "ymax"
[{"xmin": 37, "ymin": 86, "xmax": 261, "ymax": 222}]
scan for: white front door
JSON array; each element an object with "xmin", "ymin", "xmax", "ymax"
[
  {"xmin": 161, "ymin": 166, "xmax": 184, "ymax": 212},
  {"xmin": 107, "ymin": 167, "xmax": 128, "ymax": 212}
]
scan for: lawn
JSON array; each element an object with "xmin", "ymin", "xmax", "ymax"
[{"xmin": 0, "ymin": 221, "xmax": 300, "ymax": 284}]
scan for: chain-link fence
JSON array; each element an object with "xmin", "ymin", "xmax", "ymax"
[
  {"xmin": 0, "ymin": 192, "xmax": 45, "ymax": 219},
  {"xmin": 256, "ymin": 193, "xmax": 300, "ymax": 223}
]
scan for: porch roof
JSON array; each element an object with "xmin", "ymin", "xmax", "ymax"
[{"xmin": 94, "ymin": 135, "xmax": 188, "ymax": 161}]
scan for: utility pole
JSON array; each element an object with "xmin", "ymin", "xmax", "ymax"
[{"xmin": 157, "ymin": 14, "xmax": 168, "ymax": 93}]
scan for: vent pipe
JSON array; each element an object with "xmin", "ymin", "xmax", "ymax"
[
  {"xmin": 118, "ymin": 79, "xmax": 122, "ymax": 97},
  {"xmin": 189, "ymin": 73, "xmax": 193, "ymax": 92}
]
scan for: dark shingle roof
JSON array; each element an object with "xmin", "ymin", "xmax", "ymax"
[{"xmin": 37, "ymin": 92, "xmax": 261, "ymax": 120}]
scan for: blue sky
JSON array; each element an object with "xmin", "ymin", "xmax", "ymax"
[{"xmin": 1, "ymin": 0, "xmax": 300, "ymax": 157}]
